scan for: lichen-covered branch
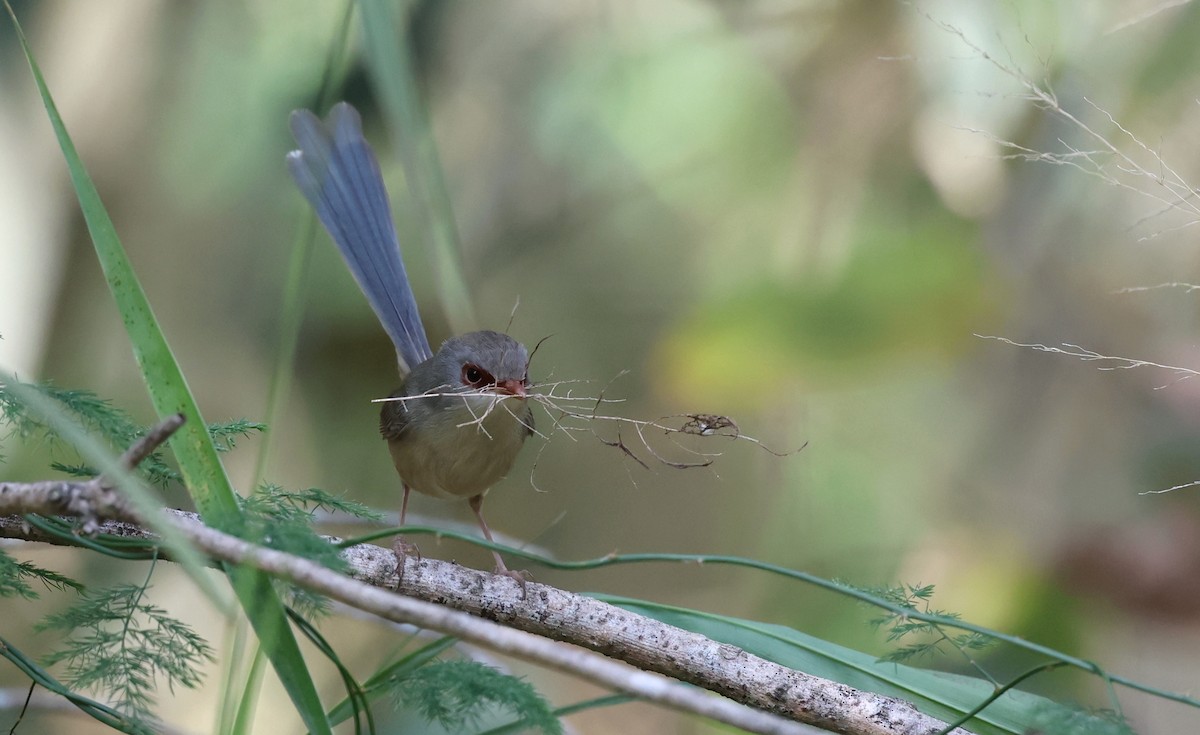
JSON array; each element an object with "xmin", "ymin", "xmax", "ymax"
[{"xmin": 0, "ymin": 415, "xmax": 968, "ymax": 735}]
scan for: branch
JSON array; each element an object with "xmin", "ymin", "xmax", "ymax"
[
  {"xmin": 0, "ymin": 505, "xmax": 968, "ymax": 735},
  {"xmin": 0, "ymin": 418, "xmax": 969, "ymax": 735}
]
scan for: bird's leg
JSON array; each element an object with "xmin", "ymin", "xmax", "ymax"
[
  {"xmin": 392, "ymin": 484, "xmax": 421, "ymax": 578},
  {"xmin": 468, "ymin": 494, "xmax": 529, "ymax": 585}
]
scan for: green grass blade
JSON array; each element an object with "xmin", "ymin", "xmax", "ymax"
[
  {"xmin": 5, "ymin": 5, "xmax": 332, "ymax": 732},
  {"xmin": 255, "ymin": 0, "xmax": 356, "ymax": 485},
  {"xmin": 230, "ymin": 646, "xmax": 269, "ymax": 735},
  {"xmin": 599, "ymin": 595, "xmax": 1120, "ymax": 735},
  {"xmin": 357, "ymin": 0, "xmax": 476, "ymax": 332},
  {"xmin": 5, "ymin": 4, "xmax": 235, "ymax": 526}
]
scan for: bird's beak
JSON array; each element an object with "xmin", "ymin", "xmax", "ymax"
[{"xmin": 495, "ymin": 379, "xmax": 527, "ymax": 398}]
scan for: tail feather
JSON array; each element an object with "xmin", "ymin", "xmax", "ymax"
[{"xmin": 287, "ymin": 102, "xmax": 433, "ymax": 374}]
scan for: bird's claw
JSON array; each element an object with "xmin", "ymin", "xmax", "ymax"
[
  {"xmin": 392, "ymin": 538, "xmax": 422, "ymax": 584},
  {"xmin": 493, "ymin": 565, "xmax": 532, "ymax": 596}
]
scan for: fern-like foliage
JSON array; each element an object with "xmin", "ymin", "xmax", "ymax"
[
  {"xmin": 242, "ymin": 484, "xmax": 384, "ymax": 524},
  {"xmin": 36, "ymin": 582, "xmax": 214, "ymax": 717},
  {"xmin": 207, "ymin": 418, "xmax": 268, "ymax": 452},
  {"xmin": 862, "ymin": 583, "xmax": 997, "ymax": 676},
  {"xmin": 0, "ymin": 548, "xmax": 83, "ymax": 599},
  {"xmin": 393, "ymin": 660, "xmax": 562, "ymax": 735},
  {"xmin": 0, "ymin": 379, "xmax": 264, "ymax": 487},
  {"xmin": 235, "ymin": 484, "xmax": 379, "ymax": 618}
]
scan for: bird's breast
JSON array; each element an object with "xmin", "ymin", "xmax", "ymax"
[{"xmin": 385, "ymin": 394, "xmax": 531, "ymax": 499}]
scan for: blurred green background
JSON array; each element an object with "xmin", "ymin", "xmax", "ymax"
[{"xmin": 4, "ymin": 0, "xmax": 1200, "ymax": 732}]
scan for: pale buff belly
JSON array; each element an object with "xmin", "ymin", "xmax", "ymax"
[{"xmin": 386, "ymin": 400, "xmax": 528, "ymax": 499}]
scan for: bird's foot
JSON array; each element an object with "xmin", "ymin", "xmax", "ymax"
[
  {"xmin": 392, "ymin": 537, "xmax": 422, "ymax": 584},
  {"xmin": 491, "ymin": 559, "xmax": 532, "ymax": 596},
  {"xmin": 495, "ymin": 566, "xmax": 532, "ymax": 582}
]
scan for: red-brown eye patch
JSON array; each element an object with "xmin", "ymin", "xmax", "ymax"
[{"xmin": 461, "ymin": 363, "xmax": 494, "ymax": 388}]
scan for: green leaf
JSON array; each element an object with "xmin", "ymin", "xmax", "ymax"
[
  {"xmin": 598, "ymin": 595, "xmax": 1120, "ymax": 735},
  {"xmin": 5, "ymin": 7, "xmax": 332, "ymax": 733},
  {"xmin": 5, "ymin": 16, "xmax": 237, "ymax": 526}
]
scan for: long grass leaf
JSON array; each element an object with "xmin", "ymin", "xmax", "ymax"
[
  {"xmin": 601, "ymin": 595, "xmax": 1124, "ymax": 735},
  {"xmin": 5, "ymin": 6, "xmax": 332, "ymax": 732}
]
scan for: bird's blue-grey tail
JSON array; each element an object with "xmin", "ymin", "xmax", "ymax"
[{"xmin": 286, "ymin": 102, "xmax": 433, "ymax": 374}]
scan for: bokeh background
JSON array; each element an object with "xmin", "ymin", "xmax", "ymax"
[{"xmin": 4, "ymin": 0, "xmax": 1200, "ymax": 732}]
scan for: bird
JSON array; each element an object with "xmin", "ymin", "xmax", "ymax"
[{"xmin": 286, "ymin": 102, "xmax": 534, "ymax": 577}]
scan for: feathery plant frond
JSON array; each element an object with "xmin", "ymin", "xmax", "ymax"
[
  {"xmin": 860, "ymin": 583, "xmax": 998, "ymax": 681},
  {"xmin": 36, "ymin": 578, "xmax": 214, "ymax": 718},
  {"xmin": 236, "ymin": 484, "xmax": 366, "ymax": 566},
  {"xmin": 0, "ymin": 379, "xmax": 265, "ymax": 488},
  {"xmin": 50, "ymin": 460, "xmax": 115, "ymax": 479},
  {"xmin": 208, "ymin": 418, "xmax": 269, "ymax": 452},
  {"xmin": 1, "ymin": 382, "xmax": 126, "ymax": 443},
  {"xmin": 0, "ymin": 548, "xmax": 83, "ymax": 599},
  {"xmin": 235, "ymin": 484, "xmax": 372, "ymax": 618},
  {"xmin": 242, "ymin": 484, "xmax": 384, "ymax": 523},
  {"xmin": 0, "ymin": 384, "xmax": 159, "ymax": 470},
  {"xmin": 392, "ymin": 660, "xmax": 562, "ymax": 735}
]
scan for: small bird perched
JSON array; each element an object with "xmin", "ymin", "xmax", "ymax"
[{"xmin": 286, "ymin": 102, "xmax": 533, "ymax": 576}]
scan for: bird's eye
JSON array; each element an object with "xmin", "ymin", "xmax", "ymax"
[{"xmin": 462, "ymin": 364, "xmax": 492, "ymax": 388}]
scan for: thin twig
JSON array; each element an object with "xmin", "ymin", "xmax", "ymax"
[
  {"xmin": 926, "ymin": 7, "xmax": 1200, "ymax": 238},
  {"xmin": 116, "ymin": 412, "xmax": 186, "ymax": 472},
  {"xmin": 371, "ymin": 378, "xmax": 800, "ymax": 474},
  {"xmin": 975, "ymin": 335, "xmax": 1200, "ymax": 389},
  {"xmin": 1113, "ymin": 282, "xmax": 1200, "ymax": 294}
]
